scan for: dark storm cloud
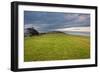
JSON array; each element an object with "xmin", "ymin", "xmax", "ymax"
[{"xmin": 24, "ymin": 11, "xmax": 90, "ymax": 33}]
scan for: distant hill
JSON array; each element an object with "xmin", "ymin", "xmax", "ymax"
[
  {"xmin": 40, "ymin": 31, "xmax": 66, "ymax": 35},
  {"xmin": 47, "ymin": 31, "xmax": 65, "ymax": 34}
]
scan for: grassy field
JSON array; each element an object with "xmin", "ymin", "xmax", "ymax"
[{"xmin": 24, "ymin": 33, "xmax": 90, "ymax": 62}]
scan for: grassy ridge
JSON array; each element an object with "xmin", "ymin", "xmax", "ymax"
[{"xmin": 24, "ymin": 33, "xmax": 90, "ymax": 62}]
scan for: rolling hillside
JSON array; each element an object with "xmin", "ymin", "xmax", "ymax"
[{"xmin": 24, "ymin": 32, "xmax": 90, "ymax": 62}]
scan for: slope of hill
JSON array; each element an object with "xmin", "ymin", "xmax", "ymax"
[{"xmin": 24, "ymin": 32, "xmax": 90, "ymax": 62}]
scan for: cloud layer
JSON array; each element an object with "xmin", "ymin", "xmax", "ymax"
[{"xmin": 24, "ymin": 11, "xmax": 90, "ymax": 33}]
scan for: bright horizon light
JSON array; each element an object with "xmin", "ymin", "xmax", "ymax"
[{"xmin": 55, "ymin": 26, "xmax": 90, "ymax": 32}]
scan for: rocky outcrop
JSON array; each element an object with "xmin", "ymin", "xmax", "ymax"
[{"xmin": 24, "ymin": 27, "xmax": 39, "ymax": 36}]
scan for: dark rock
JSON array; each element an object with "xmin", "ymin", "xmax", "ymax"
[{"xmin": 24, "ymin": 27, "xmax": 39, "ymax": 36}]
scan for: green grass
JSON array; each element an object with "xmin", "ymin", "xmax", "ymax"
[{"xmin": 24, "ymin": 33, "xmax": 90, "ymax": 62}]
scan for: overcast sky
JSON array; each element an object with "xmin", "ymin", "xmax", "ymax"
[{"xmin": 24, "ymin": 11, "xmax": 90, "ymax": 33}]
